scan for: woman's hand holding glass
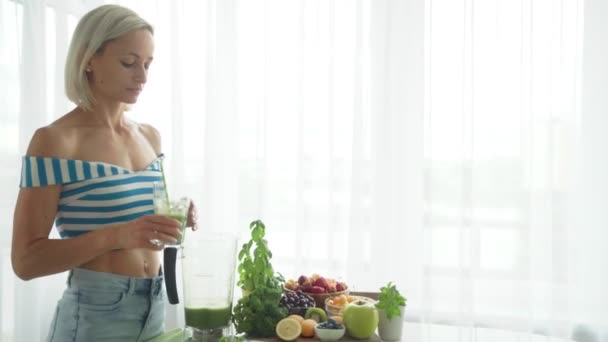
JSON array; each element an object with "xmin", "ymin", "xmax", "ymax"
[
  {"xmin": 114, "ymin": 215, "xmax": 183, "ymax": 250},
  {"xmin": 151, "ymin": 181, "xmax": 197, "ymax": 246}
]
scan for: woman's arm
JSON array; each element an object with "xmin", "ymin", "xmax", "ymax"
[
  {"xmin": 12, "ymin": 186, "xmax": 115, "ymax": 280},
  {"xmin": 11, "ymin": 187, "xmax": 182, "ymax": 281}
]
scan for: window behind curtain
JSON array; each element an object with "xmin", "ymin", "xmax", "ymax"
[{"xmin": 424, "ymin": 0, "xmax": 582, "ymax": 331}]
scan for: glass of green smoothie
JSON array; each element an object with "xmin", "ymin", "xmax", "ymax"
[{"xmin": 152, "ymin": 181, "xmax": 188, "ymax": 246}]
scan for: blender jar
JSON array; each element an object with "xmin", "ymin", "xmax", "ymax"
[{"xmin": 180, "ymin": 233, "xmax": 238, "ymax": 341}]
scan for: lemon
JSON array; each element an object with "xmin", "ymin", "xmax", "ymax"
[
  {"xmin": 276, "ymin": 317, "xmax": 302, "ymax": 341},
  {"xmin": 287, "ymin": 314, "xmax": 305, "ymax": 324}
]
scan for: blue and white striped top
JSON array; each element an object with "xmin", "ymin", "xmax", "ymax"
[{"xmin": 19, "ymin": 155, "xmax": 164, "ymax": 238}]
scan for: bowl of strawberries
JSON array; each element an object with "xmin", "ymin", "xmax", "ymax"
[{"xmin": 284, "ymin": 274, "xmax": 349, "ymax": 308}]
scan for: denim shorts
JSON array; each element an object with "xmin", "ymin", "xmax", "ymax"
[{"xmin": 46, "ymin": 268, "xmax": 165, "ymax": 342}]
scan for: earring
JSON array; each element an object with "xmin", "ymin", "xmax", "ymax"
[{"xmin": 85, "ymin": 67, "xmax": 92, "ymax": 72}]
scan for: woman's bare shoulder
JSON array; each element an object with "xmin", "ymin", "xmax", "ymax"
[
  {"xmin": 26, "ymin": 112, "xmax": 80, "ymax": 158},
  {"xmin": 26, "ymin": 126, "xmax": 72, "ymax": 158},
  {"xmin": 137, "ymin": 122, "xmax": 162, "ymax": 155}
]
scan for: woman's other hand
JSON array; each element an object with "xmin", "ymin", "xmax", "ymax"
[{"xmin": 187, "ymin": 200, "xmax": 199, "ymax": 231}]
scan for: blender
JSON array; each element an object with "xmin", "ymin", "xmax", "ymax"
[{"xmin": 164, "ymin": 233, "xmax": 238, "ymax": 341}]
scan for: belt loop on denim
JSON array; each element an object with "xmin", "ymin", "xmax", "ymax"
[
  {"xmin": 66, "ymin": 269, "xmax": 74, "ymax": 286},
  {"xmin": 127, "ymin": 278, "xmax": 137, "ymax": 295},
  {"xmin": 153, "ymin": 278, "xmax": 162, "ymax": 296}
]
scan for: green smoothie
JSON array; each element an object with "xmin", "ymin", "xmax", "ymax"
[
  {"xmin": 185, "ymin": 306, "xmax": 232, "ymax": 330},
  {"xmin": 167, "ymin": 212, "xmax": 187, "ymax": 244}
]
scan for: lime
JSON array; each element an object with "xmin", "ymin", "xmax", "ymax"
[{"xmin": 275, "ymin": 317, "xmax": 302, "ymax": 341}]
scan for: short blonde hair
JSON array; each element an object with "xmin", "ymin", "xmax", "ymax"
[{"xmin": 64, "ymin": 5, "xmax": 153, "ymax": 111}]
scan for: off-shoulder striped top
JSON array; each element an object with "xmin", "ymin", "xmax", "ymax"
[{"xmin": 19, "ymin": 155, "xmax": 164, "ymax": 238}]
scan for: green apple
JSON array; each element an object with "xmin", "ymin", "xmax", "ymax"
[{"xmin": 342, "ymin": 299, "xmax": 379, "ymax": 339}]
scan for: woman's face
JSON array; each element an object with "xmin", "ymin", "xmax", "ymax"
[{"xmin": 88, "ymin": 29, "xmax": 154, "ymax": 105}]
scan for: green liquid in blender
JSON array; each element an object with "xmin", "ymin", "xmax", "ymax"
[{"xmin": 185, "ymin": 307, "xmax": 232, "ymax": 330}]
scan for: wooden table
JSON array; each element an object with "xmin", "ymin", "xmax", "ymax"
[
  {"xmin": 156, "ymin": 322, "xmax": 575, "ymax": 342},
  {"xmin": 254, "ymin": 335, "xmax": 381, "ymax": 341},
  {"xmin": 158, "ymin": 291, "xmax": 575, "ymax": 341},
  {"xmin": 252, "ymin": 322, "xmax": 576, "ymax": 342}
]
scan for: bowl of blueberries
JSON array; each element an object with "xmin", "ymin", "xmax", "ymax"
[
  {"xmin": 279, "ymin": 290, "xmax": 316, "ymax": 316},
  {"xmin": 315, "ymin": 318, "xmax": 346, "ymax": 341}
]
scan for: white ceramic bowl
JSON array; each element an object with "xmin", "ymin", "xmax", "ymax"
[{"xmin": 314, "ymin": 324, "xmax": 346, "ymax": 341}]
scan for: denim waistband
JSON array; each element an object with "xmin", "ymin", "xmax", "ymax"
[{"xmin": 68, "ymin": 268, "xmax": 164, "ymax": 296}]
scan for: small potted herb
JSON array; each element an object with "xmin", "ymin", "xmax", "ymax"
[{"xmin": 375, "ymin": 282, "xmax": 407, "ymax": 341}]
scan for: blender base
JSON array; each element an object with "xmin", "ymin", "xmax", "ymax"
[{"xmin": 184, "ymin": 326, "xmax": 231, "ymax": 342}]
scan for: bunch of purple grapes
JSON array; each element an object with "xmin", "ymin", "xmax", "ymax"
[{"xmin": 280, "ymin": 291, "xmax": 315, "ymax": 309}]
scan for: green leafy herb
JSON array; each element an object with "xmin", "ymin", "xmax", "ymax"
[
  {"xmin": 232, "ymin": 220, "xmax": 287, "ymax": 337},
  {"xmin": 375, "ymin": 282, "xmax": 407, "ymax": 320},
  {"xmin": 236, "ymin": 220, "xmax": 283, "ymax": 291},
  {"xmin": 233, "ymin": 286, "xmax": 288, "ymax": 337}
]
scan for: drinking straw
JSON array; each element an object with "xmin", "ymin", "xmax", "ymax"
[{"xmin": 160, "ymin": 156, "xmax": 170, "ymax": 206}]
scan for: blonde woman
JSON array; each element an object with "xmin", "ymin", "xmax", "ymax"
[{"xmin": 11, "ymin": 5, "xmax": 197, "ymax": 341}]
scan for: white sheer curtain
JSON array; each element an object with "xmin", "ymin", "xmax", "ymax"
[
  {"xmin": 424, "ymin": 0, "xmax": 580, "ymax": 334},
  {"xmin": 1, "ymin": 0, "xmax": 607, "ymax": 341}
]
